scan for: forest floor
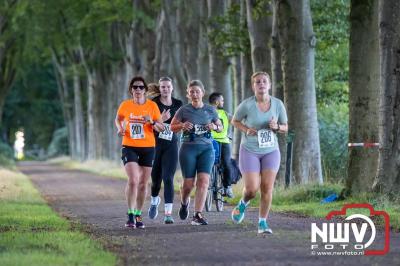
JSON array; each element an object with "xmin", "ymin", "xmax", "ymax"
[{"xmin": 19, "ymin": 161, "xmax": 400, "ymax": 266}]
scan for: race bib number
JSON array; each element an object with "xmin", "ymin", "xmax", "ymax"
[
  {"xmin": 194, "ymin": 124, "xmax": 208, "ymax": 135},
  {"xmin": 158, "ymin": 123, "xmax": 173, "ymax": 141},
  {"xmin": 129, "ymin": 123, "xmax": 144, "ymax": 139},
  {"xmin": 257, "ymin": 129, "xmax": 275, "ymax": 148}
]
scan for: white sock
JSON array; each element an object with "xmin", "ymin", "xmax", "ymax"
[
  {"xmin": 151, "ymin": 196, "xmax": 160, "ymax": 205},
  {"xmin": 259, "ymin": 217, "xmax": 266, "ymax": 224},
  {"xmin": 164, "ymin": 203, "xmax": 173, "ymax": 215}
]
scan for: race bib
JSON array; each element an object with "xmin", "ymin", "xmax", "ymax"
[
  {"xmin": 194, "ymin": 124, "xmax": 208, "ymax": 135},
  {"xmin": 257, "ymin": 129, "xmax": 275, "ymax": 148},
  {"xmin": 129, "ymin": 123, "xmax": 144, "ymax": 139},
  {"xmin": 158, "ymin": 123, "xmax": 173, "ymax": 141}
]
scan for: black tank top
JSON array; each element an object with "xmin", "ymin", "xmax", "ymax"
[{"xmin": 153, "ymin": 96, "xmax": 183, "ymax": 143}]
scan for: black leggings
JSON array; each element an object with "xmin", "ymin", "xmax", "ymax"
[
  {"xmin": 151, "ymin": 140, "xmax": 178, "ymax": 203},
  {"xmin": 219, "ymin": 142, "xmax": 233, "ymax": 187}
]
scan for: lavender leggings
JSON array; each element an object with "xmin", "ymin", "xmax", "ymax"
[{"xmin": 239, "ymin": 146, "xmax": 281, "ymax": 174}]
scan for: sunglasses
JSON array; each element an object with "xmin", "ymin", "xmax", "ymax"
[
  {"xmin": 132, "ymin": 85, "xmax": 146, "ymax": 90},
  {"xmin": 159, "ymin": 76, "xmax": 172, "ymax": 83}
]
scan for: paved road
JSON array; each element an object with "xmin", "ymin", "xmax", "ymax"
[{"xmin": 19, "ymin": 162, "xmax": 400, "ymax": 266}]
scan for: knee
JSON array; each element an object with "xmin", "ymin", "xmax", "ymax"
[
  {"xmin": 196, "ymin": 178, "xmax": 209, "ymax": 190},
  {"xmin": 164, "ymin": 178, "xmax": 173, "ymax": 189},
  {"xmin": 244, "ymin": 188, "xmax": 257, "ymax": 199},
  {"xmin": 138, "ymin": 179, "xmax": 147, "ymax": 190},
  {"xmin": 127, "ymin": 177, "xmax": 139, "ymax": 188},
  {"xmin": 260, "ymin": 185, "xmax": 274, "ymax": 196},
  {"xmin": 182, "ymin": 181, "xmax": 194, "ymax": 192}
]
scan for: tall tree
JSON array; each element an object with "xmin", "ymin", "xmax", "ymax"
[
  {"xmin": 246, "ymin": 0, "xmax": 272, "ymax": 73},
  {"xmin": 207, "ymin": 0, "xmax": 233, "ymax": 112},
  {"xmin": 277, "ymin": 0, "xmax": 322, "ymax": 183},
  {"xmin": 345, "ymin": 0, "xmax": 379, "ymax": 195},
  {"xmin": 373, "ymin": 0, "xmax": 400, "ymax": 196},
  {"xmin": 271, "ymin": 0, "xmax": 287, "ymax": 184},
  {"xmin": 0, "ymin": 0, "xmax": 20, "ymax": 124}
]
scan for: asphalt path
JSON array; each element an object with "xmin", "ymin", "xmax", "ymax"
[{"xmin": 19, "ymin": 162, "xmax": 400, "ymax": 266}]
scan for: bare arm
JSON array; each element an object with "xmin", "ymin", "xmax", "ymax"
[
  {"xmin": 170, "ymin": 116, "xmax": 193, "ymax": 133},
  {"xmin": 115, "ymin": 115, "xmax": 125, "ymax": 136},
  {"xmin": 231, "ymin": 118, "xmax": 257, "ymax": 136},
  {"xmin": 268, "ymin": 116, "xmax": 288, "ymax": 133},
  {"xmin": 207, "ymin": 119, "xmax": 223, "ymax": 133}
]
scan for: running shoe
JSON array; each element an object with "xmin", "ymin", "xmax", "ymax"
[
  {"xmin": 135, "ymin": 215, "xmax": 145, "ymax": 229},
  {"xmin": 191, "ymin": 212, "xmax": 208, "ymax": 225},
  {"xmin": 148, "ymin": 196, "xmax": 160, "ymax": 219},
  {"xmin": 178, "ymin": 198, "xmax": 190, "ymax": 220},
  {"xmin": 224, "ymin": 186, "xmax": 234, "ymax": 198},
  {"xmin": 231, "ymin": 200, "xmax": 247, "ymax": 224},
  {"xmin": 125, "ymin": 213, "xmax": 135, "ymax": 228},
  {"xmin": 258, "ymin": 220, "xmax": 273, "ymax": 234},
  {"xmin": 164, "ymin": 215, "xmax": 174, "ymax": 224}
]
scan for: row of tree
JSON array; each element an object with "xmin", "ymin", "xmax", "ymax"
[{"xmin": 1, "ymin": 0, "xmax": 399, "ymax": 196}]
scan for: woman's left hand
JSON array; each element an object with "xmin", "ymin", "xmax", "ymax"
[
  {"xmin": 206, "ymin": 123, "xmax": 217, "ymax": 131},
  {"xmin": 268, "ymin": 116, "xmax": 279, "ymax": 131}
]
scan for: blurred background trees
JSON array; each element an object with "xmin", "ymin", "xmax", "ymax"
[{"xmin": 2, "ymin": 0, "xmax": 398, "ymax": 196}]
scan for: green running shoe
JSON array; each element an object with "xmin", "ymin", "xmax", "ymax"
[
  {"xmin": 164, "ymin": 215, "xmax": 174, "ymax": 224},
  {"xmin": 231, "ymin": 201, "xmax": 247, "ymax": 224},
  {"xmin": 258, "ymin": 220, "xmax": 273, "ymax": 234}
]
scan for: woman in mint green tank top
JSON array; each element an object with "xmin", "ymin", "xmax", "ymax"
[{"xmin": 231, "ymin": 72, "xmax": 288, "ymax": 234}]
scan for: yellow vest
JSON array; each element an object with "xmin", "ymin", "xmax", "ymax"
[{"xmin": 212, "ymin": 109, "xmax": 230, "ymax": 143}]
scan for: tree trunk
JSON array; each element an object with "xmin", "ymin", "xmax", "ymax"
[
  {"xmin": 0, "ymin": 1, "xmax": 19, "ymax": 125},
  {"xmin": 345, "ymin": 0, "xmax": 379, "ymax": 196},
  {"xmin": 373, "ymin": 0, "xmax": 400, "ymax": 196},
  {"xmin": 163, "ymin": 0, "xmax": 188, "ymax": 98},
  {"xmin": 272, "ymin": 0, "xmax": 287, "ymax": 185},
  {"xmin": 277, "ymin": 0, "xmax": 322, "ymax": 184},
  {"xmin": 51, "ymin": 51, "xmax": 75, "ymax": 158},
  {"xmin": 71, "ymin": 64, "xmax": 86, "ymax": 161},
  {"xmin": 197, "ymin": 0, "xmax": 211, "ymax": 92},
  {"xmin": 233, "ymin": 0, "xmax": 253, "ymax": 158},
  {"xmin": 232, "ymin": 55, "xmax": 242, "ymax": 160},
  {"xmin": 246, "ymin": 0, "xmax": 273, "ymax": 73},
  {"xmin": 180, "ymin": 0, "xmax": 200, "ymax": 82},
  {"xmin": 207, "ymin": 0, "xmax": 232, "ymax": 113}
]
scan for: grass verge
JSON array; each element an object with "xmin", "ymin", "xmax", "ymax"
[
  {"xmin": 228, "ymin": 182, "xmax": 400, "ymax": 231},
  {"xmin": 0, "ymin": 168, "xmax": 117, "ymax": 266}
]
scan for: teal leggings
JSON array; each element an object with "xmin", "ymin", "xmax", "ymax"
[{"xmin": 179, "ymin": 143, "xmax": 215, "ymax": 178}]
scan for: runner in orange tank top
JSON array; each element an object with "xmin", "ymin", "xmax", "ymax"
[{"xmin": 115, "ymin": 76, "xmax": 164, "ymax": 229}]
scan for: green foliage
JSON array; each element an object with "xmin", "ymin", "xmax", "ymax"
[
  {"xmin": 250, "ymin": 0, "xmax": 272, "ymax": 20},
  {"xmin": 312, "ymin": 0, "xmax": 350, "ymax": 105},
  {"xmin": 0, "ymin": 140, "xmax": 15, "ymax": 168},
  {"xmin": 47, "ymin": 127, "xmax": 69, "ymax": 158},
  {"xmin": 2, "ymin": 63, "xmax": 64, "ymax": 152},
  {"xmin": 318, "ymin": 103, "xmax": 349, "ymax": 182},
  {"xmin": 273, "ymin": 183, "xmax": 343, "ymax": 205},
  {"xmin": 207, "ymin": 3, "xmax": 250, "ymax": 57}
]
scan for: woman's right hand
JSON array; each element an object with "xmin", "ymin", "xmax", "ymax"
[
  {"xmin": 182, "ymin": 121, "xmax": 193, "ymax": 131},
  {"xmin": 246, "ymin": 128, "xmax": 257, "ymax": 136},
  {"xmin": 117, "ymin": 128, "xmax": 125, "ymax": 137}
]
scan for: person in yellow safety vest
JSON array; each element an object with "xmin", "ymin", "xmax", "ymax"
[{"xmin": 209, "ymin": 92, "xmax": 234, "ymax": 198}]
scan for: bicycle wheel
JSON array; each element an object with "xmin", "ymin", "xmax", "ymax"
[
  {"xmin": 205, "ymin": 188, "xmax": 212, "ymax": 212},
  {"xmin": 205, "ymin": 166, "xmax": 216, "ymax": 212},
  {"xmin": 215, "ymin": 166, "xmax": 224, "ymax": 212}
]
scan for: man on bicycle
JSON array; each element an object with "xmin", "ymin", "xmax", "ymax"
[{"xmin": 209, "ymin": 92, "xmax": 234, "ymax": 198}]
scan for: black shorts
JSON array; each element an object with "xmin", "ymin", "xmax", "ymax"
[{"xmin": 121, "ymin": 146, "xmax": 155, "ymax": 167}]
